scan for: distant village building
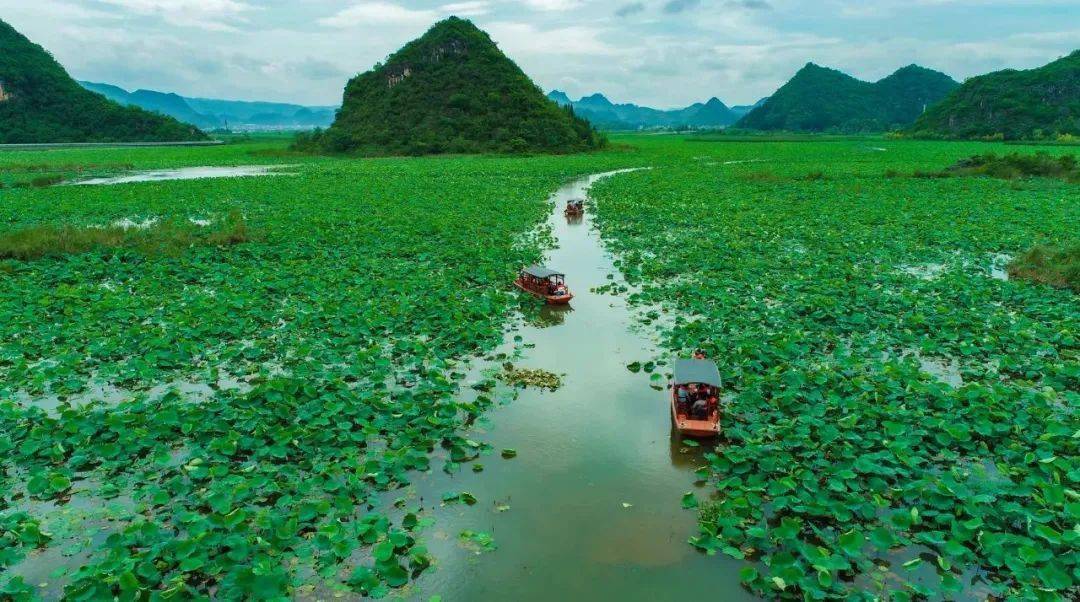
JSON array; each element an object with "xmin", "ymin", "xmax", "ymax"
[{"xmin": 0, "ymin": 81, "xmax": 11, "ymax": 102}]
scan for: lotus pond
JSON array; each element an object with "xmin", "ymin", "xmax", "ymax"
[
  {"xmin": 0, "ymin": 135, "xmax": 1076, "ymax": 600},
  {"xmin": 589, "ymin": 137, "xmax": 1078, "ymax": 600}
]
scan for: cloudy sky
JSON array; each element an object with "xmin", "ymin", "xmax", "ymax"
[{"xmin": 2, "ymin": 0, "xmax": 1077, "ymax": 107}]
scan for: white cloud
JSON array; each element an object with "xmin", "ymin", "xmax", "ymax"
[
  {"xmin": 319, "ymin": 2, "xmax": 438, "ymax": 27},
  {"xmin": 521, "ymin": 0, "xmax": 584, "ymax": 11},
  {"xmin": 488, "ymin": 22, "xmax": 623, "ymax": 56},
  {"xmin": 440, "ymin": 1, "xmax": 491, "ymax": 17},
  {"xmin": 96, "ymin": 0, "xmax": 252, "ymax": 31}
]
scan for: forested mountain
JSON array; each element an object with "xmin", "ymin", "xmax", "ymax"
[
  {"xmin": 909, "ymin": 50, "xmax": 1080, "ymax": 140},
  {"xmin": 311, "ymin": 17, "xmax": 603, "ymax": 155},
  {"xmin": 548, "ymin": 91, "xmax": 740, "ymax": 129},
  {"xmin": 0, "ymin": 19, "xmax": 205, "ymax": 143},
  {"xmin": 79, "ymin": 81, "xmax": 337, "ymax": 130},
  {"xmin": 737, "ymin": 63, "xmax": 959, "ymax": 132}
]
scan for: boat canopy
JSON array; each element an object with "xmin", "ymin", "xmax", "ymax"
[
  {"xmin": 522, "ymin": 265, "xmax": 563, "ymax": 279},
  {"xmin": 673, "ymin": 359, "xmax": 721, "ymax": 387}
]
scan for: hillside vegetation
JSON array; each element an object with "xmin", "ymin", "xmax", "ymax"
[
  {"xmin": 307, "ymin": 17, "xmax": 603, "ymax": 155},
  {"xmin": 0, "ymin": 19, "xmax": 205, "ymax": 144},
  {"xmin": 738, "ymin": 64, "xmax": 958, "ymax": 133},
  {"xmin": 910, "ymin": 50, "xmax": 1080, "ymax": 140}
]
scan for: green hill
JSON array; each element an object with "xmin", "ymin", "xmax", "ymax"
[
  {"xmin": 737, "ymin": 63, "xmax": 959, "ymax": 133},
  {"xmin": 312, "ymin": 17, "xmax": 604, "ymax": 155},
  {"xmin": 0, "ymin": 19, "xmax": 205, "ymax": 144},
  {"xmin": 909, "ymin": 51, "xmax": 1080, "ymax": 140}
]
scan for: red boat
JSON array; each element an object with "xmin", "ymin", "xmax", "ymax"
[
  {"xmin": 515, "ymin": 266, "xmax": 573, "ymax": 305},
  {"xmin": 670, "ymin": 358, "xmax": 722, "ymax": 437},
  {"xmin": 564, "ymin": 200, "xmax": 585, "ymax": 217}
]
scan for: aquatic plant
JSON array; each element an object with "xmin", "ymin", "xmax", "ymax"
[
  {"xmin": 590, "ymin": 137, "xmax": 1078, "ymax": 599},
  {"xmin": 0, "ymin": 139, "xmax": 638, "ymax": 598}
]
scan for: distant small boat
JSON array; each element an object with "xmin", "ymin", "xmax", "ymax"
[
  {"xmin": 670, "ymin": 358, "xmax": 722, "ymax": 437},
  {"xmin": 514, "ymin": 265, "xmax": 573, "ymax": 305},
  {"xmin": 564, "ymin": 199, "xmax": 585, "ymax": 217}
]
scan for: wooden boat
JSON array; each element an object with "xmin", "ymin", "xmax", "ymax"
[
  {"xmin": 564, "ymin": 200, "xmax": 585, "ymax": 217},
  {"xmin": 670, "ymin": 358, "xmax": 722, "ymax": 437},
  {"xmin": 514, "ymin": 265, "xmax": 573, "ymax": 305}
]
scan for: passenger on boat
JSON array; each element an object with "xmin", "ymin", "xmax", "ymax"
[
  {"xmin": 692, "ymin": 397, "xmax": 708, "ymax": 419},
  {"xmin": 677, "ymin": 386, "xmax": 690, "ymax": 413}
]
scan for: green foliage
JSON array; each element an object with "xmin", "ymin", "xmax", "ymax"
[
  {"xmin": 737, "ymin": 64, "xmax": 958, "ymax": 133},
  {"xmin": 948, "ymin": 151, "xmax": 1079, "ymax": 181},
  {"xmin": 910, "ymin": 50, "xmax": 1080, "ymax": 140},
  {"xmin": 0, "ymin": 19, "xmax": 206, "ymax": 143},
  {"xmin": 1008, "ymin": 244, "xmax": 1080, "ymax": 291},
  {"xmin": 590, "ymin": 137, "xmax": 1079, "ymax": 599},
  {"xmin": 0, "ymin": 139, "xmax": 638, "ymax": 597},
  {"xmin": 0, "ymin": 211, "xmax": 249, "ymax": 260},
  {"xmin": 305, "ymin": 18, "xmax": 605, "ymax": 155}
]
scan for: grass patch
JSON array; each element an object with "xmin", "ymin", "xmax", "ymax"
[
  {"xmin": 798, "ymin": 170, "xmax": 828, "ymax": 181},
  {"xmin": 1008, "ymin": 244, "xmax": 1079, "ymax": 291},
  {"xmin": 0, "ymin": 211, "xmax": 250, "ymax": 260},
  {"xmin": 948, "ymin": 152, "xmax": 1079, "ymax": 181},
  {"xmin": 738, "ymin": 170, "xmax": 781, "ymax": 183}
]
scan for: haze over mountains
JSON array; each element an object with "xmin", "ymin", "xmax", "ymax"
[
  {"xmin": 546, "ymin": 91, "xmax": 765, "ymax": 130},
  {"xmin": 78, "ymin": 82, "xmax": 337, "ymax": 131},
  {"xmin": 736, "ymin": 64, "xmax": 960, "ymax": 133}
]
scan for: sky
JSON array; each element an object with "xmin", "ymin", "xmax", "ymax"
[{"xmin": 1, "ymin": 0, "xmax": 1077, "ymax": 108}]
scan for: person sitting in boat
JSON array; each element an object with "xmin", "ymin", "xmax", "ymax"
[
  {"xmin": 693, "ymin": 349, "xmax": 707, "ymax": 360},
  {"xmin": 676, "ymin": 386, "xmax": 690, "ymax": 413},
  {"xmin": 692, "ymin": 396, "xmax": 709, "ymax": 419}
]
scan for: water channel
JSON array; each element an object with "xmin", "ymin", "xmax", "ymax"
[{"xmin": 403, "ymin": 171, "xmax": 752, "ymax": 600}]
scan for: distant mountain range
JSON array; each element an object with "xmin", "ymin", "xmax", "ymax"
[
  {"xmin": 0, "ymin": 19, "xmax": 204, "ymax": 143},
  {"xmin": 736, "ymin": 64, "xmax": 959, "ymax": 133},
  {"xmin": 547, "ymin": 91, "xmax": 764, "ymax": 130},
  {"xmin": 910, "ymin": 50, "xmax": 1080, "ymax": 140},
  {"xmin": 78, "ymin": 81, "xmax": 337, "ymax": 131}
]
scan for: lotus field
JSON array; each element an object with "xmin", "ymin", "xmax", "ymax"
[{"xmin": 0, "ymin": 135, "xmax": 1076, "ymax": 600}]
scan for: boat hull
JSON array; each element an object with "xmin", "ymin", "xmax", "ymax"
[
  {"xmin": 514, "ymin": 279, "xmax": 573, "ymax": 305},
  {"xmin": 670, "ymin": 392, "xmax": 720, "ymax": 438}
]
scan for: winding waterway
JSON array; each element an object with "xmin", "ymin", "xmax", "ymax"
[{"xmin": 405, "ymin": 172, "xmax": 752, "ymax": 600}]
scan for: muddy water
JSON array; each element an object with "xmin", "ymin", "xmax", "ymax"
[
  {"xmin": 405, "ymin": 172, "xmax": 752, "ymax": 601},
  {"xmin": 69, "ymin": 165, "xmax": 296, "ymax": 186}
]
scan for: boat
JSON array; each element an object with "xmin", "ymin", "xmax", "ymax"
[
  {"xmin": 670, "ymin": 358, "xmax": 722, "ymax": 437},
  {"xmin": 564, "ymin": 199, "xmax": 585, "ymax": 217},
  {"xmin": 514, "ymin": 265, "xmax": 573, "ymax": 305}
]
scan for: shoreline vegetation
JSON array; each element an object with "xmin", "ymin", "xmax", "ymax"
[
  {"xmin": 0, "ymin": 212, "xmax": 249, "ymax": 261},
  {"xmin": 1008, "ymin": 244, "xmax": 1080, "ymax": 291}
]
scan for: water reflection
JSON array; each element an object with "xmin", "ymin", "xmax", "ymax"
[
  {"xmin": 522, "ymin": 304, "xmax": 574, "ymax": 328},
  {"xmin": 68, "ymin": 165, "xmax": 298, "ymax": 186},
  {"xmin": 400, "ymin": 170, "xmax": 754, "ymax": 601}
]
